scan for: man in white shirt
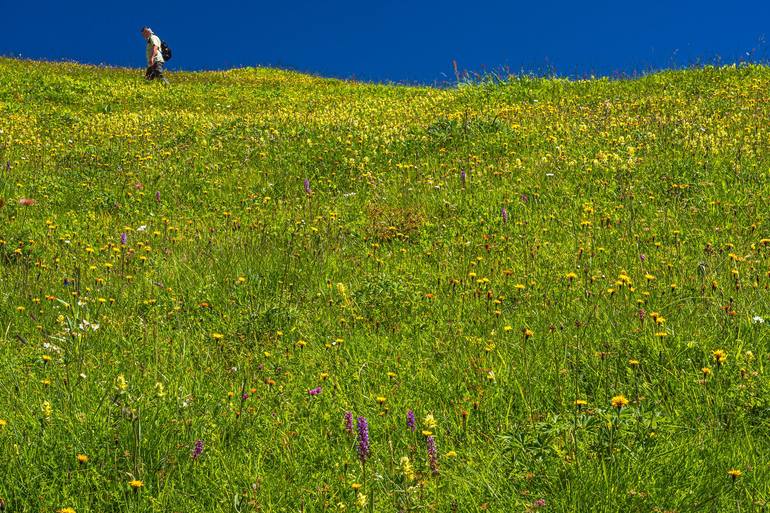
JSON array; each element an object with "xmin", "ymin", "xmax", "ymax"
[{"xmin": 141, "ymin": 27, "xmax": 169, "ymax": 85}]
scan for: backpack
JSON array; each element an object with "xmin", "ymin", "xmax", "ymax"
[{"xmin": 160, "ymin": 41, "xmax": 172, "ymax": 61}]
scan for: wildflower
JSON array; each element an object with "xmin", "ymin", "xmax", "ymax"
[
  {"xmin": 155, "ymin": 191, "xmax": 161, "ymax": 202},
  {"xmin": 42, "ymin": 401, "xmax": 53, "ymax": 420},
  {"xmin": 304, "ymin": 178, "xmax": 312, "ymax": 195},
  {"xmin": 406, "ymin": 409, "xmax": 416, "ymax": 431},
  {"xmin": 344, "ymin": 411, "xmax": 354, "ymax": 434},
  {"xmin": 460, "ymin": 170, "xmax": 466, "ymax": 187},
  {"xmin": 575, "ymin": 399, "xmax": 588, "ymax": 408},
  {"xmin": 445, "ymin": 450, "xmax": 457, "ymax": 458},
  {"xmin": 426, "ymin": 435, "xmax": 439, "ymax": 475},
  {"xmin": 501, "ymin": 206, "xmax": 508, "ymax": 224},
  {"xmin": 211, "ymin": 333, "xmax": 224, "ymax": 341},
  {"xmin": 727, "ymin": 468, "xmax": 742, "ymax": 481},
  {"xmin": 308, "ymin": 386, "xmax": 322, "ymax": 396},
  {"xmin": 191, "ymin": 439, "xmax": 204, "ymax": 460},
  {"xmin": 532, "ymin": 499, "xmax": 546, "ymax": 508},
  {"xmin": 356, "ymin": 492, "xmax": 368, "ymax": 508},
  {"xmin": 120, "ymin": 232, "xmax": 127, "ymax": 245},
  {"xmin": 18, "ymin": 198, "xmax": 36, "ymax": 206},
  {"xmin": 610, "ymin": 395, "xmax": 629, "ymax": 411},
  {"xmin": 702, "ymin": 367, "xmax": 711, "ymax": 377},
  {"xmin": 356, "ymin": 416, "xmax": 370, "ymax": 463},
  {"xmin": 351, "ymin": 482, "xmax": 362, "ymax": 490},
  {"xmin": 628, "ymin": 359, "xmax": 640, "ymax": 367},
  {"xmin": 376, "ymin": 395, "xmax": 386, "ymax": 405},
  {"xmin": 423, "ymin": 413, "xmax": 437, "ymax": 429},
  {"xmin": 77, "ymin": 454, "xmax": 89, "ymax": 464},
  {"xmin": 154, "ymin": 382, "xmax": 166, "ymax": 397},
  {"xmin": 116, "ymin": 374, "xmax": 128, "ymax": 393},
  {"xmin": 57, "ymin": 508, "xmax": 76, "ymax": 513},
  {"xmin": 712, "ymin": 349, "xmax": 727, "ymax": 367},
  {"xmin": 0, "ymin": 419, "xmax": 6, "ymax": 427},
  {"xmin": 523, "ymin": 328, "xmax": 534, "ymax": 339},
  {"xmin": 400, "ymin": 456, "xmax": 415, "ymax": 481},
  {"xmin": 128, "ymin": 479, "xmax": 143, "ymax": 490}
]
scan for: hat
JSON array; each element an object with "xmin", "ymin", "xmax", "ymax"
[{"xmin": 140, "ymin": 27, "xmax": 152, "ymax": 34}]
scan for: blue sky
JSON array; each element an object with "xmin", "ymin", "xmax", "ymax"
[{"xmin": 3, "ymin": 1, "xmax": 770, "ymax": 83}]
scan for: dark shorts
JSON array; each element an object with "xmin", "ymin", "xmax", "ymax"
[{"xmin": 145, "ymin": 62, "xmax": 166, "ymax": 81}]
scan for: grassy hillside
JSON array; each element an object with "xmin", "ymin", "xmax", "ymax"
[{"xmin": 2, "ymin": 57, "xmax": 770, "ymax": 512}]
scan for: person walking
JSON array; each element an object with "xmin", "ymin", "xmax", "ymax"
[{"xmin": 141, "ymin": 27, "xmax": 169, "ymax": 85}]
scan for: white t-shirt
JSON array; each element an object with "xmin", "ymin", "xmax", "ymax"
[{"xmin": 146, "ymin": 34, "xmax": 164, "ymax": 65}]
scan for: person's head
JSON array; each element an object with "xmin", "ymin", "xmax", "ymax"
[{"xmin": 141, "ymin": 27, "xmax": 152, "ymax": 39}]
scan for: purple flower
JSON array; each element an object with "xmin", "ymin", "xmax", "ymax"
[
  {"xmin": 120, "ymin": 232, "xmax": 127, "ymax": 245},
  {"xmin": 406, "ymin": 409, "xmax": 416, "ymax": 431},
  {"xmin": 356, "ymin": 416, "xmax": 370, "ymax": 463},
  {"xmin": 155, "ymin": 191, "xmax": 161, "ymax": 202},
  {"xmin": 241, "ymin": 392, "xmax": 249, "ymax": 401},
  {"xmin": 308, "ymin": 386, "xmax": 322, "ymax": 396},
  {"xmin": 640, "ymin": 253, "xmax": 646, "ymax": 262},
  {"xmin": 344, "ymin": 411, "xmax": 354, "ymax": 435},
  {"xmin": 304, "ymin": 178, "xmax": 312, "ymax": 195},
  {"xmin": 520, "ymin": 193, "xmax": 529, "ymax": 203},
  {"xmin": 191, "ymin": 439, "xmax": 204, "ymax": 460},
  {"xmin": 533, "ymin": 498, "xmax": 546, "ymax": 508},
  {"xmin": 426, "ymin": 435, "xmax": 439, "ymax": 475},
  {"xmin": 460, "ymin": 170, "xmax": 466, "ymax": 187},
  {"xmin": 501, "ymin": 206, "xmax": 508, "ymax": 224}
]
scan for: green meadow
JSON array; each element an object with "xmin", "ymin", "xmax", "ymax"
[{"xmin": 2, "ymin": 57, "xmax": 770, "ymax": 512}]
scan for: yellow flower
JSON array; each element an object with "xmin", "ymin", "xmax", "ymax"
[
  {"xmin": 376, "ymin": 396, "xmax": 386, "ymax": 405},
  {"xmin": 351, "ymin": 482, "xmax": 362, "ymax": 490},
  {"xmin": 421, "ymin": 430, "xmax": 433, "ymax": 436},
  {"xmin": 575, "ymin": 399, "xmax": 588, "ymax": 407},
  {"xmin": 727, "ymin": 468, "xmax": 742, "ymax": 480},
  {"xmin": 77, "ymin": 453, "xmax": 89, "ymax": 464},
  {"xmin": 356, "ymin": 492, "xmax": 368, "ymax": 508},
  {"xmin": 129, "ymin": 479, "xmax": 144, "ymax": 489},
  {"xmin": 211, "ymin": 332, "xmax": 224, "ymax": 340},
  {"xmin": 611, "ymin": 395, "xmax": 629, "ymax": 410},
  {"xmin": 423, "ymin": 413, "xmax": 437, "ymax": 429},
  {"xmin": 57, "ymin": 508, "xmax": 76, "ymax": 513},
  {"xmin": 712, "ymin": 349, "xmax": 727, "ymax": 366},
  {"xmin": 400, "ymin": 456, "xmax": 415, "ymax": 481},
  {"xmin": 702, "ymin": 367, "xmax": 712, "ymax": 376},
  {"xmin": 445, "ymin": 450, "xmax": 457, "ymax": 458},
  {"xmin": 628, "ymin": 359, "xmax": 640, "ymax": 367},
  {"xmin": 116, "ymin": 374, "xmax": 128, "ymax": 392},
  {"xmin": 0, "ymin": 419, "xmax": 7, "ymax": 427},
  {"xmin": 523, "ymin": 328, "xmax": 534, "ymax": 338}
]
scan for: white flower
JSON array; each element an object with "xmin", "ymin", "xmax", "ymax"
[
  {"xmin": 137, "ymin": 225, "xmax": 148, "ymax": 232},
  {"xmin": 752, "ymin": 315, "xmax": 765, "ymax": 324}
]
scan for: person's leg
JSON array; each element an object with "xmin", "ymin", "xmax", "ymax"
[{"xmin": 155, "ymin": 62, "xmax": 169, "ymax": 85}]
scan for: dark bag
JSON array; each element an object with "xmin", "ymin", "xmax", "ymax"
[{"xmin": 160, "ymin": 41, "xmax": 172, "ymax": 61}]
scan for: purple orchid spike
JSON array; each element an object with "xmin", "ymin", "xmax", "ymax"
[
  {"xmin": 501, "ymin": 206, "xmax": 508, "ymax": 224},
  {"xmin": 304, "ymin": 178, "xmax": 312, "ymax": 195}
]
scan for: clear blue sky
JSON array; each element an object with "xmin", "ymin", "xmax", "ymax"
[{"xmin": 4, "ymin": 0, "xmax": 770, "ymax": 84}]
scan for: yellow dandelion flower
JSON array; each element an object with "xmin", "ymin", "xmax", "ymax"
[
  {"xmin": 727, "ymin": 469, "xmax": 742, "ymax": 480},
  {"xmin": 77, "ymin": 454, "xmax": 89, "ymax": 464},
  {"xmin": 129, "ymin": 479, "xmax": 143, "ymax": 489},
  {"xmin": 611, "ymin": 395, "xmax": 629, "ymax": 410},
  {"xmin": 712, "ymin": 349, "xmax": 727, "ymax": 366}
]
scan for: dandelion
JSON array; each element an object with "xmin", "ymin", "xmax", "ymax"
[
  {"xmin": 191, "ymin": 439, "xmax": 204, "ymax": 460},
  {"xmin": 57, "ymin": 508, "xmax": 76, "ymax": 513},
  {"xmin": 129, "ymin": 479, "xmax": 143, "ymax": 490},
  {"xmin": 426, "ymin": 435, "xmax": 439, "ymax": 475},
  {"xmin": 77, "ymin": 453, "xmax": 89, "ymax": 464},
  {"xmin": 356, "ymin": 416, "xmax": 370, "ymax": 463},
  {"xmin": 713, "ymin": 349, "xmax": 727, "ymax": 367},
  {"xmin": 702, "ymin": 367, "xmax": 712, "ymax": 377},
  {"xmin": 610, "ymin": 395, "xmax": 629, "ymax": 411},
  {"xmin": 406, "ymin": 409, "xmax": 416, "ymax": 431},
  {"xmin": 375, "ymin": 395, "xmax": 386, "ymax": 405},
  {"xmin": 727, "ymin": 468, "xmax": 742, "ymax": 481},
  {"xmin": 575, "ymin": 399, "xmax": 588, "ymax": 409},
  {"xmin": 344, "ymin": 411, "xmax": 354, "ymax": 434},
  {"xmin": 0, "ymin": 419, "xmax": 6, "ymax": 427}
]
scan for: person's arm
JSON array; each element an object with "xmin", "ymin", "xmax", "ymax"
[{"xmin": 150, "ymin": 45, "xmax": 159, "ymax": 64}]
